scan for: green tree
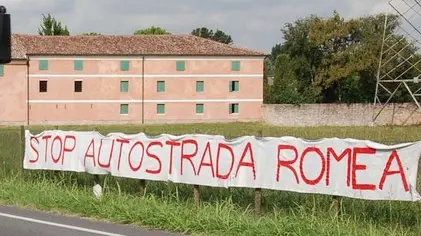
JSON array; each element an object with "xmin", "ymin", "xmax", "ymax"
[
  {"xmin": 263, "ymin": 58, "xmax": 273, "ymax": 104},
  {"xmin": 271, "ymin": 14, "xmax": 324, "ymax": 102},
  {"xmin": 38, "ymin": 13, "xmax": 70, "ymax": 36},
  {"xmin": 191, "ymin": 27, "xmax": 233, "ymax": 44},
  {"xmin": 269, "ymin": 54, "xmax": 302, "ymax": 104},
  {"xmin": 81, "ymin": 32, "xmax": 102, "ymax": 36},
  {"xmin": 134, "ymin": 26, "xmax": 170, "ymax": 35},
  {"xmin": 266, "ymin": 11, "xmax": 414, "ymax": 104},
  {"xmin": 269, "ymin": 43, "xmax": 282, "ymax": 62},
  {"xmin": 191, "ymin": 27, "xmax": 213, "ymax": 38}
]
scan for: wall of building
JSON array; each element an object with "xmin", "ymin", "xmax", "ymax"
[
  {"xmin": 3, "ymin": 57, "xmax": 420, "ymax": 128},
  {"xmin": 0, "ymin": 60, "xmax": 28, "ymax": 126},
  {"xmin": 26, "ymin": 56, "xmax": 264, "ymax": 125},
  {"xmin": 142, "ymin": 57, "xmax": 263, "ymax": 123},
  {"xmin": 263, "ymin": 103, "xmax": 421, "ymax": 127},
  {"xmin": 28, "ymin": 57, "xmax": 144, "ymax": 124}
]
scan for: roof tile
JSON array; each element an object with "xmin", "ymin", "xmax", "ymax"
[
  {"xmin": 11, "ymin": 34, "xmax": 267, "ymax": 58},
  {"xmin": 11, "ymin": 35, "xmax": 27, "ymax": 59}
]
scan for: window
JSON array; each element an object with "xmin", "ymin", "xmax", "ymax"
[
  {"xmin": 196, "ymin": 104, "xmax": 204, "ymax": 114},
  {"xmin": 157, "ymin": 104, "xmax": 165, "ymax": 114},
  {"xmin": 39, "ymin": 80, "xmax": 47, "ymax": 92},
  {"xmin": 196, "ymin": 81, "xmax": 204, "ymax": 92},
  {"xmin": 120, "ymin": 104, "xmax": 129, "ymax": 115},
  {"xmin": 229, "ymin": 81, "xmax": 239, "ymax": 92},
  {"xmin": 39, "ymin": 60, "xmax": 48, "ymax": 70},
  {"xmin": 176, "ymin": 61, "xmax": 185, "ymax": 71},
  {"xmin": 231, "ymin": 61, "xmax": 241, "ymax": 71},
  {"xmin": 157, "ymin": 81, "xmax": 165, "ymax": 92},
  {"xmin": 229, "ymin": 103, "xmax": 239, "ymax": 114},
  {"xmin": 0, "ymin": 65, "xmax": 4, "ymax": 77},
  {"xmin": 120, "ymin": 81, "xmax": 129, "ymax": 92},
  {"xmin": 74, "ymin": 80, "xmax": 82, "ymax": 92},
  {"xmin": 74, "ymin": 60, "xmax": 83, "ymax": 70},
  {"xmin": 120, "ymin": 60, "xmax": 130, "ymax": 71}
]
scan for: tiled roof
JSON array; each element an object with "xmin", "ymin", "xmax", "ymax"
[
  {"xmin": 11, "ymin": 34, "xmax": 267, "ymax": 58},
  {"xmin": 11, "ymin": 35, "xmax": 27, "ymax": 59}
]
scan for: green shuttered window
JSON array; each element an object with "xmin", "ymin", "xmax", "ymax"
[
  {"xmin": 196, "ymin": 81, "xmax": 204, "ymax": 92},
  {"xmin": 39, "ymin": 60, "xmax": 48, "ymax": 70},
  {"xmin": 120, "ymin": 104, "xmax": 129, "ymax": 114},
  {"xmin": 196, "ymin": 104, "xmax": 204, "ymax": 114},
  {"xmin": 229, "ymin": 103, "xmax": 239, "ymax": 114},
  {"xmin": 120, "ymin": 81, "xmax": 129, "ymax": 92},
  {"xmin": 74, "ymin": 60, "xmax": 83, "ymax": 70},
  {"xmin": 157, "ymin": 104, "xmax": 165, "ymax": 114},
  {"xmin": 229, "ymin": 81, "xmax": 239, "ymax": 92},
  {"xmin": 231, "ymin": 61, "xmax": 241, "ymax": 71},
  {"xmin": 157, "ymin": 81, "xmax": 165, "ymax": 92},
  {"xmin": 120, "ymin": 60, "xmax": 130, "ymax": 71},
  {"xmin": 0, "ymin": 65, "xmax": 4, "ymax": 76},
  {"xmin": 176, "ymin": 61, "xmax": 185, "ymax": 71}
]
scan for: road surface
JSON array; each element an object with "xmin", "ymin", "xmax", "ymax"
[{"xmin": 0, "ymin": 205, "xmax": 181, "ymax": 236}]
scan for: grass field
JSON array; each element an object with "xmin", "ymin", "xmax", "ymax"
[{"xmin": 1, "ymin": 122, "xmax": 421, "ymax": 235}]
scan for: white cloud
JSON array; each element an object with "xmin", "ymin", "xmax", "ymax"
[{"xmin": 2, "ymin": 0, "xmax": 403, "ymax": 52}]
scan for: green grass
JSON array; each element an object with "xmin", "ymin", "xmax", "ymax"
[
  {"xmin": 0, "ymin": 175, "xmax": 416, "ymax": 236},
  {"xmin": 1, "ymin": 122, "xmax": 421, "ymax": 235}
]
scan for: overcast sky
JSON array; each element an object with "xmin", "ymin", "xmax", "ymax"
[{"xmin": 2, "ymin": 0, "xmax": 400, "ymax": 53}]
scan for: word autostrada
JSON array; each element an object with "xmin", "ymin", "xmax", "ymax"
[
  {"xmin": 24, "ymin": 131, "xmax": 421, "ymax": 201},
  {"xmin": 28, "ymin": 134, "xmax": 257, "ymax": 179}
]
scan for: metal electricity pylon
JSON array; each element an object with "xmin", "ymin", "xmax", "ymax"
[{"xmin": 373, "ymin": 0, "xmax": 421, "ymax": 123}]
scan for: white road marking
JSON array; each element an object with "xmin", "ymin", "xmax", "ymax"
[{"xmin": 0, "ymin": 212, "xmax": 126, "ymax": 236}]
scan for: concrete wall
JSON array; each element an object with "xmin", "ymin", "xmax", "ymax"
[
  {"xmin": 263, "ymin": 103, "xmax": 421, "ymax": 127},
  {"xmin": 0, "ymin": 60, "xmax": 27, "ymax": 125},
  {"xmin": 25, "ymin": 55, "xmax": 264, "ymax": 125}
]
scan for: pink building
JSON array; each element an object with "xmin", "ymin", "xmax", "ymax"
[{"xmin": 0, "ymin": 34, "xmax": 267, "ymax": 126}]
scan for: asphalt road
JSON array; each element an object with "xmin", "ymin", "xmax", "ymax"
[{"xmin": 0, "ymin": 205, "xmax": 181, "ymax": 236}]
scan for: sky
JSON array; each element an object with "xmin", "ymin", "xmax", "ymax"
[{"xmin": 1, "ymin": 0, "xmax": 405, "ymax": 53}]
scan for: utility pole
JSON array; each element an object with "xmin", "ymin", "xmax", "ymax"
[{"xmin": 0, "ymin": 6, "xmax": 11, "ymax": 64}]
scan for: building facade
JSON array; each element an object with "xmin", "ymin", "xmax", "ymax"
[{"xmin": 0, "ymin": 34, "xmax": 267, "ymax": 126}]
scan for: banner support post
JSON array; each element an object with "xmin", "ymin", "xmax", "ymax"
[{"xmin": 254, "ymin": 129, "xmax": 263, "ymax": 216}]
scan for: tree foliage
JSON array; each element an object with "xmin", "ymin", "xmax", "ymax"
[
  {"xmin": 38, "ymin": 13, "xmax": 70, "ymax": 36},
  {"xmin": 191, "ymin": 27, "xmax": 233, "ymax": 44},
  {"xmin": 82, "ymin": 32, "xmax": 102, "ymax": 36},
  {"xmin": 266, "ymin": 11, "xmax": 417, "ymax": 104},
  {"xmin": 134, "ymin": 26, "xmax": 170, "ymax": 35},
  {"xmin": 268, "ymin": 54, "xmax": 302, "ymax": 104}
]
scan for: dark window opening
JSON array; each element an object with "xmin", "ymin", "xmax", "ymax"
[
  {"xmin": 74, "ymin": 81, "xmax": 82, "ymax": 92},
  {"xmin": 39, "ymin": 80, "xmax": 47, "ymax": 92},
  {"xmin": 229, "ymin": 81, "xmax": 239, "ymax": 92},
  {"xmin": 229, "ymin": 103, "xmax": 239, "ymax": 114}
]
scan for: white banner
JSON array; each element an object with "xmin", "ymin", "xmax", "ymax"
[{"xmin": 23, "ymin": 130, "xmax": 421, "ymax": 201}]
